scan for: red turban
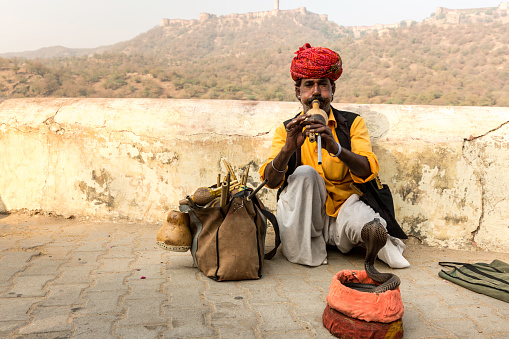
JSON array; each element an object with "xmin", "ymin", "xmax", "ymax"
[{"xmin": 290, "ymin": 43, "xmax": 343, "ymax": 82}]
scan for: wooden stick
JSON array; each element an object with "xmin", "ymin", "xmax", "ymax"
[
  {"xmin": 243, "ymin": 167, "xmax": 250, "ymax": 185},
  {"xmin": 220, "ymin": 181, "xmax": 228, "ymax": 207},
  {"xmin": 349, "ymin": 183, "xmax": 364, "ymax": 196},
  {"xmin": 247, "ymin": 179, "xmax": 268, "ymax": 201},
  {"xmin": 222, "ymin": 159, "xmax": 238, "ymax": 181},
  {"xmin": 229, "ymin": 164, "xmax": 237, "ymax": 181},
  {"xmin": 222, "ymin": 159, "xmax": 230, "ymax": 178}
]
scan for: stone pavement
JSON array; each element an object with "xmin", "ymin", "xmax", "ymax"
[{"xmin": 1, "ymin": 213, "xmax": 508, "ymax": 339}]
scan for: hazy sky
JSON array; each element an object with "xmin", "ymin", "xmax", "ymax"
[{"xmin": 0, "ymin": 0, "xmax": 500, "ymax": 53}]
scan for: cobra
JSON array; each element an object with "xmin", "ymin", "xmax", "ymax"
[{"xmin": 344, "ymin": 218, "xmax": 401, "ymax": 294}]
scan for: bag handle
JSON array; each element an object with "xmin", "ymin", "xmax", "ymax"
[
  {"xmin": 251, "ymin": 195, "xmax": 280, "ymax": 260},
  {"xmin": 261, "ymin": 208, "xmax": 281, "ymax": 260}
]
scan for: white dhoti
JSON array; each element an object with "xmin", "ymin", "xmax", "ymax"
[{"xmin": 276, "ymin": 165, "xmax": 410, "ymax": 268}]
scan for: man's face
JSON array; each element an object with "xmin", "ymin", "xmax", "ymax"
[{"xmin": 295, "ymin": 78, "xmax": 336, "ymax": 113}]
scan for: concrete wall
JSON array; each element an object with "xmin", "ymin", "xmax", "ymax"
[{"xmin": 1, "ymin": 98, "xmax": 508, "ymax": 252}]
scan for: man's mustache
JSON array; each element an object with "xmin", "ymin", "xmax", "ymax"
[{"xmin": 306, "ymin": 96, "xmax": 325, "ymax": 105}]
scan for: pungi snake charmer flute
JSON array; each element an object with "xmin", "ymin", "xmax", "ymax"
[{"xmin": 307, "ymin": 100, "xmax": 329, "ymax": 165}]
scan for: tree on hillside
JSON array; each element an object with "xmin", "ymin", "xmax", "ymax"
[{"xmin": 0, "ymin": 10, "xmax": 507, "ymax": 106}]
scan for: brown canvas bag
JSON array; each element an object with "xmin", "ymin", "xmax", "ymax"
[{"xmin": 179, "ymin": 190, "xmax": 279, "ymax": 281}]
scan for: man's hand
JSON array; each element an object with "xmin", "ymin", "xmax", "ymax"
[
  {"xmin": 264, "ymin": 114, "xmax": 310, "ymax": 188},
  {"xmin": 301, "ymin": 117, "xmax": 338, "ymax": 155},
  {"xmin": 282, "ymin": 114, "xmax": 309, "ymax": 154},
  {"xmin": 302, "ymin": 117, "xmax": 372, "ymax": 179}
]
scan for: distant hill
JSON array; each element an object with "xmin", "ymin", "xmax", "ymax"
[
  {"xmin": 0, "ymin": 46, "xmax": 94, "ymax": 59},
  {"xmin": 1, "ymin": 5, "xmax": 508, "ymax": 106}
]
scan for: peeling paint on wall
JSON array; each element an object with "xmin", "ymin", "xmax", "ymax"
[
  {"xmin": 78, "ymin": 180, "xmax": 115, "ymax": 208},
  {"xmin": 1, "ymin": 98, "xmax": 508, "ymax": 252}
]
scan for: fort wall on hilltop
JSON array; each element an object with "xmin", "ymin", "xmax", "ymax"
[
  {"xmin": 349, "ymin": 2, "xmax": 509, "ymax": 37},
  {"xmin": 160, "ymin": 7, "xmax": 325, "ymax": 27},
  {"xmin": 433, "ymin": 2, "xmax": 509, "ymax": 24},
  {"xmin": 161, "ymin": 3, "xmax": 508, "ymax": 37},
  {"xmin": 436, "ymin": 2, "xmax": 508, "ymax": 15}
]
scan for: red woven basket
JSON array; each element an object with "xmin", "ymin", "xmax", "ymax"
[
  {"xmin": 326, "ymin": 270, "xmax": 404, "ymax": 323},
  {"xmin": 323, "ymin": 270, "xmax": 404, "ymax": 338},
  {"xmin": 323, "ymin": 303, "xmax": 403, "ymax": 339}
]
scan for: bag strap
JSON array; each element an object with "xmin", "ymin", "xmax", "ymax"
[
  {"xmin": 179, "ymin": 204, "xmax": 201, "ymax": 267},
  {"xmin": 252, "ymin": 195, "xmax": 281, "ymax": 260},
  {"xmin": 262, "ymin": 209, "xmax": 280, "ymax": 260},
  {"xmin": 439, "ymin": 261, "xmax": 469, "ymax": 268}
]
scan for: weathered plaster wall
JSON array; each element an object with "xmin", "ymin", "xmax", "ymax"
[{"xmin": 1, "ymin": 98, "xmax": 508, "ymax": 252}]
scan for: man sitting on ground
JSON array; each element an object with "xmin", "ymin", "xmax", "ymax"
[{"xmin": 259, "ymin": 43, "xmax": 409, "ymax": 269}]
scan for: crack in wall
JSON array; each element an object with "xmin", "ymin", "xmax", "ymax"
[
  {"xmin": 118, "ymin": 129, "xmax": 142, "ymax": 137},
  {"xmin": 370, "ymin": 126, "xmax": 390, "ymax": 139},
  {"xmin": 465, "ymin": 120, "xmax": 509, "ymax": 141},
  {"xmin": 43, "ymin": 107, "xmax": 62, "ymax": 125},
  {"xmin": 462, "ymin": 119, "xmax": 509, "ymax": 247},
  {"xmin": 461, "ymin": 137, "xmax": 485, "ymax": 246},
  {"xmin": 470, "ymin": 176, "xmax": 485, "ymax": 247},
  {"xmin": 40, "ymin": 104, "xmax": 69, "ymax": 208}
]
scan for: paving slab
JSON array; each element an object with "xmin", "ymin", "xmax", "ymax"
[
  {"xmin": 0, "ymin": 297, "xmax": 43, "ymax": 322},
  {"xmin": 2, "ymin": 275, "xmax": 55, "ymax": 298},
  {"xmin": 213, "ymin": 318, "xmax": 259, "ymax": 338},
  {"xmin": 0, "ymin": 213, "xmax": 508, "ymax": 338},
  {"xmin": 118, "ymin": 298, "xmax": 167, "ymax": 326},
  {"xmin": 74, "ymin": 290, "xmax": 125, "ymax": 316},
  {"xmin": 87, "ymin": 272, "xmax": 131, "ymax": 292},
  {"xmin": 41, "ymin": 284, "xmax": 88, "ymax": 307},
  {"xmin": 207, "ymin": 294, "xmax": 258, "ymax": 324},
  {"xmin": 164, "ymin": 306, "xmax": 216, "ymax": 338},
  {"xmin": 18, "ymin": 306, "xmax": 73, "ymax": 334},
  {"xmin": 116, "ymin": 324, "xmax": 166, "ymax": 339},
  {"xmin": 72, "ymin": 314, "xmax": 117, "ymax": 339},
  {"xmin": 51, "ymin": 266, "xmax": 95, "ymax": 285},
  {"xmin": 20, "ymin": 257, "xmax": 67, "ymax": 276},
  {"xmin": 124, "ymin": 278, "xmax": 166, "ymax": 300}
]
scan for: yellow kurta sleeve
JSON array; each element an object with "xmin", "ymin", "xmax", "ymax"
[{"xmin": 348, "ymin": 116, "xmax": 379, "ymax": 183}]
